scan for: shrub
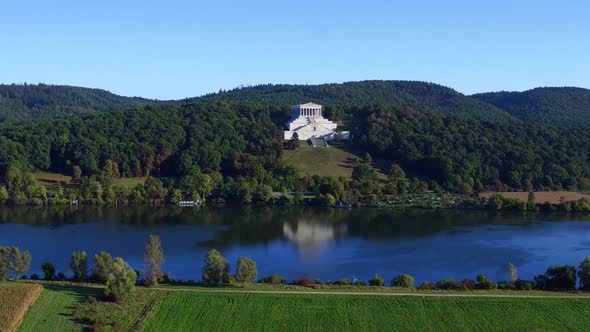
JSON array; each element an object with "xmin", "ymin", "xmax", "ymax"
[
  {"xmin": 259, "ymin": 274, "xmax": 287, "ymax": 285},
  {"xmin": 391, "ymin": 274, "xmax": 415, "ymax": 288},
  {"xmin": 437, "ymin": 279, "xmax": 463, "ymax": 290},
  {"xmin": 30, "ymin": 273, "xmax": 39, "ymax": 280},
  {"xmin": 354, "ymin": 280, "xmax": 367, "ymax": 286},
  {"xmin": 162, "ymin": 272, "xmax": 172, "ymax": 284},
  {"xmin": 369, "ymin": 274, "xmax": 384, "ymax": 286},
  {"xmin": 292, "ymin": 275, "xmax": 315, "ymax": 287},
  {"xmin": 459, "ymin": 279, "xmax": 476, "ymax": 290},
  {"xmin": 476, "ymin": 274, "xmax": 497, "ymax": 290},
  {"xmin": 418, "ymin": 281, "xmax": 435, "ymax": 290},
  {"xmin": 335, "ymin": 278, "xmax": 352, "ymax": 286},
  {"xmin": 223, "ymin": 274, "xmax": 237, "ymax": 284},
  {"xmin": 514, "ymin": 279, "xmax": 533, "ymax": 291}
]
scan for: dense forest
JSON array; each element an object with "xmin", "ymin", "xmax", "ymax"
[
  {"xmin": 0, "ymin": 84, "xmax": 161, "ymax": 126},
  {"xmin": 473, "ymin": 87, "xmax": 590, "ymax": 128},
  {"xmin": 1, "ymin": 81, "xmax": 590, "ymax": 206},
  {"xmin": 197, "ymin": 81, "xmax": 518, "ymax": 123}
]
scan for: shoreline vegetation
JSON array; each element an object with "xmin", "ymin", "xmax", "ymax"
[{"xmin": 2, "ymin": 170, "xmax": 590, "ymax": 212}]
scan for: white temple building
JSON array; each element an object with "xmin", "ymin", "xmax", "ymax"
[{"xmin": 284, "ymin": 103, "xmax": 350, "ymax": 141}]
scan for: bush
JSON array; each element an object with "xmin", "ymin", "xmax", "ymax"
[
  {"xmin": 476, "ymin": 274, "xmax": 497, "ymax": 290},
  {"xmin": 259, "ymin": 274, "xmax": 287, "ymax": 285},
  {"xmin": 335, "ymin": 278, "xmax": 352, "ymax": 286},
  {"xmin": 30, "ymin": 273, "xmax": 39, "ymax": 280},
  {"xmin": 222, "ymin": 274, "xmax": 237, "ymax": 284},
  {"xmin": 354, "ymin": 280, "xmax": 367, "ymax": 286},
  {"xmin": 391, "ymin": 274, "xmax": 415, "ymax": 288},
  {"xmin": 418, "ymin": 281, "xmax": 435, "ymax": 290},
  {"xmin": 369, "ymin": 274, "xmax": 384, "ymax": 286},
  {"xmin": 291, "ymin": 275, "xmax": 315, "ymax": 287},
  {"xmin": 437, "ymin": 279, "xmax": 463, "ymax": 290},
  {"xmin": 459, "ymin": 279, "xmax": 476, "ymax": 290},
  {"xmin": 514, "ymin": 279, "xmax": 533, "ymax": 291}
]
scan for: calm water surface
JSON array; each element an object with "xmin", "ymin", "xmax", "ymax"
[{"xmin": 1, "ymin": 206, "xmax": 589, "ymax": 283}]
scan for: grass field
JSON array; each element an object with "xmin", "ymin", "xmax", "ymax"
[
  {"xmin": 13, "ymin": 282, "xmax": 590, "ymax": 332},
  {"xmin": 143, "ymin": 291, "xmax": 590, "ymax": 332},
  {"xmin": 480, "ymin": 191, "xmax": 590, "ymax": 204},
  {"xmin": 32, "ymin": 171, "xmax": 146, "ymax": 188},
  {"xmin": 0, "ymin": 283, "xmax": 43, "ymax": 332},
  {"xmin": 18, "ymin": 284, "xmax": 98, "ymax": 332}
]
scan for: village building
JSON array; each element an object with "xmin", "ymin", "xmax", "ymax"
[{"xmin": 283, "ymin": 103, "xmax": 350, "ymax": 143}]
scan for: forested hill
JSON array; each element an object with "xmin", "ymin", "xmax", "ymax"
[
  {"xmin": 194, "ymin": 81, "xmax": 519, "ymax": 123},
  {"xmin": 0, "ymin": 84, "xmax": 162, "ymax": 126},
  {"xmin": 472, "ymin": 87, "xmax": 590, "ymax": 128}
]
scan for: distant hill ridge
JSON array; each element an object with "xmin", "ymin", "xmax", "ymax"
[
  {"xmin": 196, "ymin": 80, "xmax": 518, "ymax": 123},
  {"xmin": 1, "ymin": 81, "xmax": 590, "ymax": 127},
  {"xmin": 0, "ymin": 83, "xmax": 162, "ymax": 125},
  {"xmin": 472, "ymin": 87, "xmax": 590, "ymax": 128}
]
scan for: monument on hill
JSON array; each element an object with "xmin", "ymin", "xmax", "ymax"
[{"xmin": 284, "ymin": 103, "xmax": 350, "ymax": 141}]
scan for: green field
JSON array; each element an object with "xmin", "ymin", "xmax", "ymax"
[
  {"xmin": 143, "ymin": 291, "xmax": 590, "ymax": 332},
  {"xmin": 12, "ymin": 283, "xmax": 590, "ymax": 332},
  {"xmin": 18, "ymin": 284, "xmax": 98, "ymax": 332}
]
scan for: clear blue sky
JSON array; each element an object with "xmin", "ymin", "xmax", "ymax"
[{"xmin": 1, "ymin": 0, "xmax": 588, "ymax": 99}]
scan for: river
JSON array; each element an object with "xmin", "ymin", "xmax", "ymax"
[{"xmin": 1, "ymin": 206, "xmax": 589, "ymax": 283}]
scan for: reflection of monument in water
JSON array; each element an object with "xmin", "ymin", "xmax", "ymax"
[{"xmin": 282, "ymin": 221, "xmax": 347, "ymax": 253}]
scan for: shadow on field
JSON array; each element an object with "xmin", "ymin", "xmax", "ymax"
[{"xmin": 43, "ymin": 284, "xmax": 102, "ymax": 330}]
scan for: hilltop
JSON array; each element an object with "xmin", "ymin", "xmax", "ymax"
[
  {"xmin": 472, "ymin": 87, "xmax": 590, "ymax": 128},
  {"xmin": 0, "ymin": 84, "xmax": 162, "ymax": 126}
]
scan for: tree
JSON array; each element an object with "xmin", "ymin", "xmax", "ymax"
[
  {"xmin": 579, "ymin": 257, "xmax": 590, "ymax": 290},
  {"xmin": 104, "ymin": 257, "xmax": 137, "ymax": 302},
  {"xmin": 544, "ymin": 265, "xmax": 577, "ymax": 291},
  {"xmin": 11, "ymin": 247, "xmax": 31, "ymax": 279},
  {"xmin": 69, "ymin": 251, "xmax": 88, "ymax": 281},
  {"xmin": 509, "ymin": 262, "xmax": 518, "ymax": 284},
  {"xmin": 72, "ymin": 165, "xmax": 82, "ymax": 183},
  {"xmin": 476, "ymin": 274, "xmax": 497, "ymax": 290},
  {"xmin": 41, "ymin": 262, "xmax": 56, "ymax": 280},
  {"xmin": 202, "ymin": 249, "xmax": 229, "ymax": 284},
  {"xmin": 391, "ymin": 274, "xmax": 415, "ymax": 288},
  {"xmin": 143, "ymin": 234, "xmax": 164, "ymax": 287},
  {"xmin": 527, "ymin": 192, "xmax": 536, "ymax": 210},
  {"xmin": 236, "ymin": 256, "xmax": 258, "ymax": 283},
  {"xmin": 0, "ymin": 186, "xmax": 8, "ymax": 204},
  {"xmin": 93, "ymin": 251, "xmax": 114, "ymax": 283},
  {"xmin": 0, "ymin": 247, "xmax": 11, "ymax": 280},
  {"xmin": 369, "ymin": 274, "xmax": 384, "ymax": 286}
]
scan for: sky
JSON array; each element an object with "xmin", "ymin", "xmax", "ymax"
[{"xmin": 1, "ymin": 0, "xmax": 589, "ymax": 100}]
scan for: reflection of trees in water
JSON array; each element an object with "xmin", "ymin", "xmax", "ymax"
[
  {"xmin": 1, "ymin": 205, "xmax": 587, "ymax": 245},
  {"xmin": 282, "ymin": 221, "xmax": 347, "ymax": 253}
]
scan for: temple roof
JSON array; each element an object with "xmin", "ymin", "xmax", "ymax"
[{"xmin": 292, "ymin": 102, "xmax": 322, "ymax": 108}]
